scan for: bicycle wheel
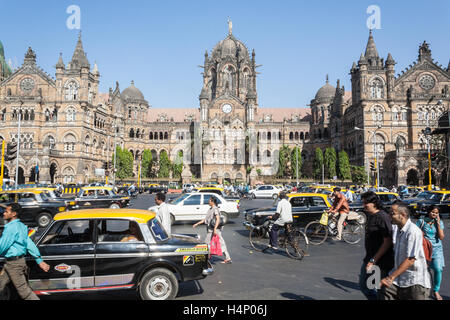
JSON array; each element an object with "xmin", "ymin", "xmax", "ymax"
[
  {"xmin": 297, "ymin": 230, "xmax": 310, "ymax": 257},
  {"xmin": 304, "ymin": 221, "xmax": 328, "ymax": 245},
  {"xmin": 342, "ymin": 222, "xmax": 364, "ymax": 245},
  {"xmin": 249, "ymin": 226, "xmax": 270, "ymax": 252},
  {"xmin": 285, "ymin": 229, "xmax": 305, "ymax": 260}
]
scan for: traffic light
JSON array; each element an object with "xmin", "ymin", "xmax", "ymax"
[
  {"xmin": 370, "ymin": 162, "xmax": 376, "ymax": 172},
  {"xmin": 103, "ymin": 162, "xmax": 108, "ymax": 170},
  {"xmin": 6, "ymin": 143, "xmax": 18, "ymax": 161},
  {"xmin": 431, "ymin": 153, "xmax": 439, "ymax": 163},
  {"xmin": 108, "ymin": 161, "xmax": 113, "ymax": 170}
]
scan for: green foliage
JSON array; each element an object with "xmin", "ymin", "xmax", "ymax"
[
  {"xmin": 158, "ymin": 150, "xmax": 171, "ymax": 178},
  {"xmin": 277, "ymin": 146, "xmax": 291, "ymax": 178},
  {"xmin": 338, "ymin": 151, "xmax": 352, "ymax": 181},
  {"xmin": 351, "ymin": 166, "xmax": 368, "ymax": 185},
  {"xmin": 256, "ymin": 169, "xmax": 262, "ymax": 177},
  {"xmin": 141, "ymin": 150, "xmax": 153, "ymax": 178},
  {"xmin": 314, "ymin": 148, "xmax": 324, "ymax": 180},
  {"xmin": 172, "ymin": 151, "xmax": 183, "ymax": 179},
  {"xmin": 115, "ymin": 147, "xmax": 134, "ymax": 179},
  {"xmin": 324, "ymin": 147, "xmax": 337, "ymax": 179},
  {"xmin": 291, "ymin": 146, "xmax": 302, "ymax": 179}
]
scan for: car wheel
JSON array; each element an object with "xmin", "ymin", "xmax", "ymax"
[
  {"xmin": 0, "ymin": 284, "xmax": 18, "ymax": 300},
  {"xmin": 110, "ymin": 203, "xmax": 121, "ymax": 209},
  {"xmin": 220, "ymin": 212, "xmax": 229, "ymax": 225},
  {"xmin": 272, "ymin": 194, "xmax": 278, "ymax": 200},
  {"xmin": 252, "ymin": 194, "xmax": 256, "ymax": 200},
  {"xmin": 139, "ymin": 268, "xmax": 178, "ymax": 300},
  {"xmin": 37, "ymin": 213, "xmax": 52, "ymax": 228}
]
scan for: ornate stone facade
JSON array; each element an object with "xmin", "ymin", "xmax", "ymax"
[{"xmin": 305, "ymin": 31, "xmax": 450, "ymax": 187}]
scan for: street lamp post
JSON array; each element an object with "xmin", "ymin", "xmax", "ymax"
[
  {"xmin": 296, "ymin": 143, "xmax": 299, "ymax": 187},
  {"xmin": 355, "ymin": 126, "xmax": 382, "ymax": 189}
]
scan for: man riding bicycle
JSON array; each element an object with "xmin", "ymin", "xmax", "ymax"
[
  {"xmin": 328, "ymin": 187, "xmax": 350, "ymax": 241},
  {"xmin": 266, "ymin": 192, "xmax": 293, "ymax": 251}
]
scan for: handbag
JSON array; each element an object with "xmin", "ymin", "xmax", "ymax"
[
  {"xmin": 209, "ymin": 209, "xmax": 225, "ymax": 229},
  {"xmin": 320, "ymin": 212, "xmax": 329, "ymax": 226},
  {"xmin": 420, "ymin": 220, "xmax": 433, "ymax": 263},
  {"xmin": 210, "ymin": 234, "xmax": 223, "ymax": 256}
]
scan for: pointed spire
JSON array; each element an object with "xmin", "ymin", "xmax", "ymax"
[
  {"xmin": 93, "ymin": 61, "xmax": 99, "ymax": 74},
  {"xmin": 386, "ymin": 53, "xmax": 396, "ymax": 66},
  {"xmin": 70, "ymin": 31, "xmax": 90, "ymax": 69},
  {"xmin": 365, "ymin": 29, "xmax": 379, "ymax": 59},
  {"xmin": 447, "ymin": 59, "xmax": 450, "ymax": 72},
  {"xmin": 326, "ymin": 74, "xmax": 329, "ymax": 84},
  {"xmin": 227, "ymin": 17, "xmax": 233, "ymax": 35},
  {"xmin": 351, "ymin": 61, "xmax": 357, "ymax": 72},
  {"xmin": 56, "ymin": 52, "xmax": 65, "ymax": 69},
  {"xmin": 24, "ymin": 47, "xmax": 36, "ymax": 65}
]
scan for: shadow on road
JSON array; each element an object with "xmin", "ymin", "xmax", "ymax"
[
  {"xmin": 177, "ymin": 280, "xmax": 204, "ymax": 298},
  {"xmin": 323, "ymin": 277, "xmax": 360, "ymax": 293},
  {"xmin": 280, "ymin": 292, "xmax": 315, "ymax": 300}
]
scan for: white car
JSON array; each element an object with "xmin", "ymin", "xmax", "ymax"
[
  {"xmin": 248, "ymin": 185, "xmax": 283, "ymax": 200},
  {"xmin": 149, "ymin": 192, "xmax": 239, "ymax": 225}
]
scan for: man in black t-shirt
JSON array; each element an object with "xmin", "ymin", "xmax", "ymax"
[{"xmin": 359, "ymin": 192, "xmax": 395, "ymax": 300}]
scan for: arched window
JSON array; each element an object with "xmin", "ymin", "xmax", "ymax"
[
  {"xmin": 65, "ymin": 80, "xmax": 79, "ymax": 101},
  {"xmin": 300, "ymin": 132, "xmax": 305, "ymax": 140},
  {"xmin": 63, "ymin": 167, "xmax": 76, "ymax": 184},
  {"xmin": 149, "ymin": 132, "xmax": 154, "ymax": 140},
  {"xmin": 66, "ymin": 107, "xmax": 76, "ymax": 122},
  {"xmin": 164, "ymin": 132, "xmax": 169, "ymax": 140},
  {"xmin": 63, "ymin": 134, "xmax": 76, "ymax": 152},
  {"xmin": 370, "ymin": 78, "xmax": 384, "ymax": 99},
  {"xmin": 295, "ymin": 132, "xmax": 299, "ymax": 140},
  {"xmin": 129, "ymin": 129, "xmax": 135, "ymax": 139}
]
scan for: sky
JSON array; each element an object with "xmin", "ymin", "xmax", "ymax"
[{"xmin": 0, "ymin": 0, "xmax": 449, "ymax": 109}]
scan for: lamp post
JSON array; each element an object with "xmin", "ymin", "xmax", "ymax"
[
  {"xmin": 355, "ymin": 126, "xmax": 382, "ymax": 189},
  {"xmin": 295, "ymin": 143, "xmax": 300, "ymax": 188}
]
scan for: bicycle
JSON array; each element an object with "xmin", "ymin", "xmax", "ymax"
[
  {"xmin": 249, "ymin": 221, "xmax": 309, "ymax": 260},
  {"xmin": 304, "ymin": 211, "xmax": 364, "ymax": 245}
]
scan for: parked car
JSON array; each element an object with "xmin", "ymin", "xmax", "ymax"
[
  {"xmin": 150, "ymin": 192, "xmax": 239, "ymax": 225},
  {"xmin": 0, "ymin": 190, "xmax": 68, "ymax": 228},
  {"xmin": 348, "ymin": 192, "xmax": 400, "ymax": 214},
  {"xmin": 148, "ymin": 184, "xmax": 168, "ymax": 194},
  {"xmin": 72, "ymin": 187, "xmax": 131, "ymax": 210},
  {"xmin": 244, "ymin": 193, "xmax": 367, "ymax": 230},
  {"xmin": 248, "ymin": 185, "xmax": 283, "ymax": 200},
  {"xmin": 191, "ymin": 187, "xmax": 240, "ymax": 203},
  {"xmin": 0, "ymin": 209, "xmax": 213, "ymax": 300},
  {"xmin": 403, "ymin": 191, "xmax": 450, "ymax": 218}
]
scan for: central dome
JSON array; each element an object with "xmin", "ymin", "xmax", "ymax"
[
  {"xmin": 122, "ymin": 81, "xmax": 146, "ymax": 102},
  {"xmin": 315, "ymin": 77, "xmax": 336, "ymax": 102},
  {"xmin": 212, "ymin": 35, "xmax": 249, "ymax": 59}
]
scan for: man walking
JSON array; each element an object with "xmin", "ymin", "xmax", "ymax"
[
  {"xmin": 0, "ymin": 204, "xmax": 50, "ymax": 300},
  {"xmin": 379, "ymin": 201, "xmax": 431, "ymax": 300},
  {"xmin": 155, "ymin": 193, "xmax": 171, "ymax": 236},
  {"xmin": 360, "ymin": 192, "xmax": 394, "ymax": 300}
]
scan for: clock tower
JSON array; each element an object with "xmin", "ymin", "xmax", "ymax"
[{"xmin": 198, "ymin": 20, "xmax": 259, "ymax": 182}]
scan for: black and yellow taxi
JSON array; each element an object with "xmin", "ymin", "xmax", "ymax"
[
  {"xmin": 73, "ymin": 187, "xmax": 130, "ymax": 210},
  {"xmin": 244, "ymin": 193, "xmax": 332, "ymax": 229},
  {"xmin": 0, "ymin": 209, "xmax": 213, "ymax": 300},
  {"xmin": 404, "ymin": 190, "xmax": 450, "ymax": 217},
  {"xmin": 0, "ymin": 189, "xmax": 68, "ymax": 228}
]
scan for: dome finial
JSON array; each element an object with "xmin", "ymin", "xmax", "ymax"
[
  {"xmin": 227, "ymin": 17, "xmax": 233, "ymax": 35},
  {"xmin": 326, "ymin": 74, "xmax": 329, "ymax": 84}
]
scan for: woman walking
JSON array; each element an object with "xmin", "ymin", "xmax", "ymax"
[
  {"xmin": 417, "ymin": 206, "xmax": 445, "ymax": 300},
  {"xmin": 193, "ymin": 196, "xmax": 232, "ymax": 264}
]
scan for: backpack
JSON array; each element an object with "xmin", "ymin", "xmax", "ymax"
[
  {"xmin": 209, "ymin": 208, "xmax": 225, "ymax": 229},
  {"xmin": 420, "ymin": 220, "xmax": 433, "ymax": 263}
]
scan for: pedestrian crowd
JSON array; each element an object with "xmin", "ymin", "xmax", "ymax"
[{"xmin": 358, "ymin": 191, "xmax": 445, "ymax": 300}]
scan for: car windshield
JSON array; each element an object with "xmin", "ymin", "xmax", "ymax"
[
  {"xmin": 416, "ymin": 192, "xmax": 440, "ymax": 200},
  {"xmin": 148, "ymin": 219, "xmax": 169, "ymax": 242},
  {"xmin": 170, "ymin": 194, "xmax": 190, "ymax": 205},
  {"xmin": 38, "ymin": 193, "xmax": 49, "ymax": 202}
]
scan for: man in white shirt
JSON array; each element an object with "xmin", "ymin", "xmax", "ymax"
[
  {"xmin": 155, "ymin": 193, "xmax": 171, "ymax": 236},
  {"xmin": 380, "ymin": 201, "xmax": 431, "ymax": 300},
  {"xmin": 267, "ymin": 192, "xmax": 293, "ymax": 250}
]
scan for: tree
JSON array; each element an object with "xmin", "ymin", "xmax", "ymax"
[
  {"xmin": 277, "ymin": 146, "xmax": 291, "ymax": 178},
  {"xmin": 158, "ymin": 150, "xmax": 171, "ymax": 178},
  {"xmin": 351, "ymin": 166, "xmax": 368, "ymax": 185},
  {"xmin": 314, "ymin": 148, "xmax": 324, "ymax": 180},
  {"xmin": 115, "ymin": 147, "xmax": 134, "ymax": 180},
  {"xmin": 338, "ymin": 151, "xmax": 352, "ymax": 181},
  {"xmin": 324, "ymin": 147, "xmax": 337, "ymax": 180},
  {"xmin": 172, "ymin": 150, "xmax": 183, "ymax": 179},
  {"xmin": 141, "ymin": 150, "xmax": 153, "ymax": 178},
  {"xmin": 291, "ymin": 146, "xmax": 302, "ymax": 179}
]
